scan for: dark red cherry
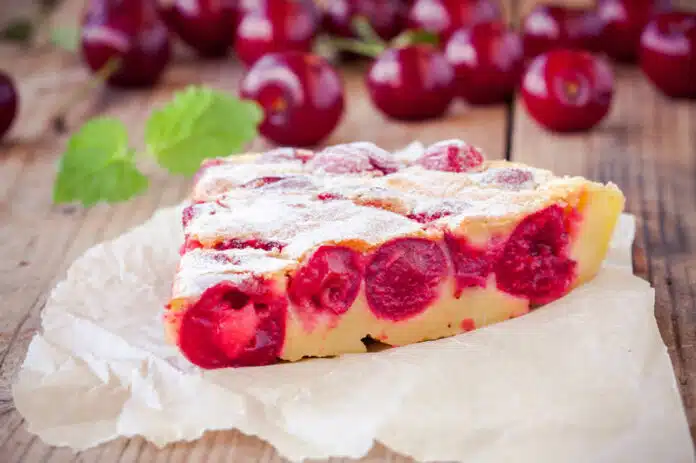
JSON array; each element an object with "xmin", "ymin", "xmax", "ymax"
[
  {"xmin": 598, "ymin": 0, "xmax": 672, "ymax": 63},
  {"xmin": 234, "ymin": 0, "xmax": 319, "ymax": 67},
  {"xmin": 521, "ymin": 50, "xmax": 614, "ymax": 133},
  {"xmin": 323, "ymin": 0, "xmax": 404, "ymax": 41},
  {"xmin": 445, "ymin": 21, "xmax": 523, "ymax": 105},
  {"xmin": 239, "ymin": 52, "xmax": 345, "ymax": 146},
  {"xmin": 522, "ymin": 4, "xmax": 601, "ymax": 59},
  {"xmin": 366, "ymin": 44, "xmax": 455, "ymax": 120},
  {"xmin": 0, "ymin": 71, "xmax": 18, "ymax": 142},
  {"xmin": 406, "ymin": 0, "xmax": 502, "ymax": 42},
  {"xmin": 81, "ymin": 0, "xmax": 171, "ymax": 88},
  {"xmin": 640, "ymin": 11, "xmax": 696, "ymax": 99},
  {"xmin": 157, "ymin": 0, "xmax": 235, "ymax": 57}
]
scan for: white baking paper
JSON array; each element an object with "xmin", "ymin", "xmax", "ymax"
[{"xmin": 12, "ymin": 205, "xmax": 695, "ymax": 463}]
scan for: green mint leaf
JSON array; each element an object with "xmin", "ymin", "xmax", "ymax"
[
  {"xmin": 50, "ymin": 26, "xmax": 80, "ymax": 52},
  {"xmin": 53, "ymin": 118, "xmax": 149, "ymax": 207},
  {"xmin": 145, "ymin": 86, "xmax": 263, "ymax": 176},
  {"xmin": 0, "ymin": 18, "xmax": 33, "ymax": 43},
  {"xmin": 391, "ymin": 29, "xmax": 440, "ymax": 48}
]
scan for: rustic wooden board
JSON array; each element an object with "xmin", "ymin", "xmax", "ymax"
[{"xmin": 1, "ymin": 0, "xmax": 695, "ymax": 461}]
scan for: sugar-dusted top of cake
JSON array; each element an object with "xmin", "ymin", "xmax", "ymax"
[{"xmin": 175, "ymin": 140, "xmax": 605, "ymax": 299}]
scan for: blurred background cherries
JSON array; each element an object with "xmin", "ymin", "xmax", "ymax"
[{"xmin": 0, "ymin": 0, "xmax": 694, "ymax": 144}]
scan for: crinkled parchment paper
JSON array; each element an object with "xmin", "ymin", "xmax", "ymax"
[{"xmin": 12, "ymin": 205, "xmax": 695, "ymax": 463}]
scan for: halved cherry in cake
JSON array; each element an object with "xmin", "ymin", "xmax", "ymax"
[
  {"xmin": 288, "ymin": 245, "xmax": 363, "ymax": 316},
  {"xmin": 444, "ymin": 233, "xmax": 494, "ymax": 297},
  {"xmin": 417, "ymin": 140, "xmax": 485, "ymax": 173},
  {"xmin": 365, "ymin": 237, "xmax": 448, "ymax": 320},
  {"xmin": 178, "ymin": 280, "xmax": 287, "ymax": 368},
  {"xmin": 308, "ymin": 142, "xmax": 399, "ymax": 175},
  {"xmin": 494, "ymin": 205, "xmax": 577, "ymax": 304},
  {"xmin": 256, "ymin": 147, "xmax": 315, "ymax": 164}
]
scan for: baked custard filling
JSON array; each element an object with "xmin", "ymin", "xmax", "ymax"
[{"xmin": 165, "ymin": 140, "xmax": 625, "ymax": 369}]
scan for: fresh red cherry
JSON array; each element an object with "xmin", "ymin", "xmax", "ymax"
[
  {"xmin": 366, "ymin": 44, "xmax": 455, "ymax": 121},
  {"xmin": 239, "ymin": 52, "xmax": 345, "ymax": 146},
  {"xmin": 445, "ymin": 21, "xmax": 523, "ymax": 105},
  {"xmin": 522, "ymin": 4, "xmax": 601, "ymax": 59},
  {"xmin": 0, "ymin": 71, "xmax": 18, "ymax": 142},
  {"xmin": 234, "ymin": 0, "xmax": 319, "ymax": 67},
  {"xmin": 521, "ymin": 50, "xmax": 614, "ymax": 133},
  {"xmin": 157, "ymin": 0, "xmax": 235, "ymax": 57},
  {"xmin": 406, "ymin": 0, "xmax": 502, "ymax": 42},
  {"xmin": 598, "ymin": 0, "xmax": 672, "ymax": 63},
  {"xmin": 640, "ymin": 11, "xmax": 696, "ymax": 99},
  {"xmin": 81, "ymin": 0, "xmax": 171, "ymax": 88},
  {"xmin": 323, "ymin": 0, "xmax": 404, "ymax": 41}
]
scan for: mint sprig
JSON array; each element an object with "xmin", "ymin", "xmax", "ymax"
[
  {"xmin": 53, "ymin": 86, "xmax": 262, "ymax": 206},
  {"xmin": 53, "ymin": 118, "xmax": 148, "ymax": 206},
  {"xmin": 146, "ymin": 87, "xmax": 263, "ymax": 175}
]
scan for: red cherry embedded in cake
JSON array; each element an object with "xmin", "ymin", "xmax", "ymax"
[
  {"xmin": 239, "ymin": 52, "xmax": 345, "ymax": 146},
  {"xmin": 178, "ymin": 280, "xmax": 287, "ymax": 368},
  {"xmin": 256, "ymin": 147, "xmax": 315, "ymax": 164},
  {"xmin": 365, "ymin": 237, "xmax": 448, "ymax": 321},
  {"xmin": 157, "ymin": 0, "xmax": 235, "ymax": 57},
  {"xmin": 323, "ymin": 0, "xmax": 404, "ymax": 41},
  {"xmin": 288, "ymin": 245, "xmax": 363, "ymax": 317},
  {"xmin": 366, "ymin": 44, "xmax": 455, "ymax": 121},
  {"xmin": 234, "ymin": 0, "xmax": 319, "ymax": 67},
  {"xmin": 406, "ymin": 0, "xmax": 502, "ymax": 42},
  {"xmin": 416, "ymin": 139, "xmax": 485, "ymax": 172},
  {"xmin": 308, "ymin": 142, "xmax": 399, "ymax": 175},
  {"xmin": 598, "ymin": 0, "xmax": 672, "ymax": 63},
  {"xmin": 521, "ymin": 50, "xmax": 614, "ymax": 133},
  {"xmin": 494, "ymin": 205, "xmax": 577, "ymax": 304},
  {"xmin": 0, "ymin": 71, "xmax": 18, "ymax": 142},
  {"xmin": 444, "ymin": 233, "xmax": 493, "ymax": 297},
  {"xmin": 445, "ymin": 21, "xmax": 523, "ymax": 105},
  {"xmin": 81, "ymin": 0, "xmax": 171, "ymax": 88},
  {"xmin": 640, "ymin": 11, "xmax": 696, "ymax": 99},
  {"xmin": 521, "ymin": 4, "xmax": 601, "ymax": 59}
]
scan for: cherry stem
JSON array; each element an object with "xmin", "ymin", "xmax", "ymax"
[
  {"xmin": 52, "ymin": 57, "xmax": 121, "ymax": 133},
  {"xmin": 330, "ymin": 37, "xmax": 384, "ymax": 58},
  {"xmin": 352, "ymin": 16, "xmax": 385, "ymax": 47}
]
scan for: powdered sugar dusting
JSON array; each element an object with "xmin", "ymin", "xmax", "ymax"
[
  {"xmin": 173, "ymin": 249, "xmax": 294, "ymax": 299},
  {"xmin": 176, "ymin": 140, "xmax": 593, "ymax": 298}
]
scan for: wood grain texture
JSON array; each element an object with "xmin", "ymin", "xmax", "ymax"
[{"xmin": 1, "ymin": 0, "xmax": 695, "ymax": 461}]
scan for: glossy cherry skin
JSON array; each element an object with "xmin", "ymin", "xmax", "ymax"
[
  {"xmin": 640, "ymin": 12, "xmax": 696, "ymax": 99},
  {"xmin": 81, "ymin": 0, "xmax": 171, "ymax": 88},
  {"xmin": 522, "ymin": 5, "xmax": 601, "ymax": 59},
  {"xmin": 367, "ymin": 44, "xmax": 455, "ymax": 120},
  {"xmin": 406, "ymin": 0, "xmax": 502, "ymax": 42},
  {"xmin": 445, "ymin": 21, "xmax": 523, "ymax": 105},
  {"xmin": 234, "ymin": 0, "xmax": 319, "ymax": 67},
  {"xmin": 0, "ymin": 71, "xmax": 18, "ymax": 142},
  {"xmin": 239, "ymin": 52, "xmax": 345, "ymax": 146},
  {"xmin": 521, "ymin": 50, "xmax": 614, "ymax": 133},
  {"xmin": 598, "ymin": 0, "xmax": 672, "ymax": 63},
  {"xmin": 157, "ymin": 0, "xmax": 235, "ymax": 57},
  {"xmin": 322, "ymin": 0, "xmax": 404, "ymax": 41}
]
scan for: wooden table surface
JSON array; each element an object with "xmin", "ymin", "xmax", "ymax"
[{"xmin": 1, "ymin": 0, "xmax": 695, "ymax": 461}]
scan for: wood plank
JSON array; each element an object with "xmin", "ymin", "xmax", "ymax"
[{"xmin": 508, "ymin": 64, "xmax": 696, "ymax": 436}]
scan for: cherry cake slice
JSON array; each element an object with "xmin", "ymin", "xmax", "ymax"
[{"xmin": 165, "ymin": 140, "xmax": 625, "ymax": 369}]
